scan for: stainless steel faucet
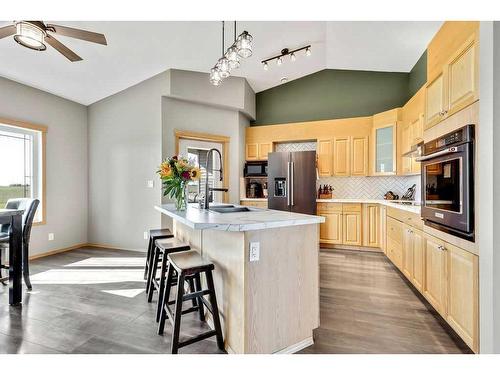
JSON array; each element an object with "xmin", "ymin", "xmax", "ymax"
[{"xmin": 201, "ymin": 148, "xmax": 228, "ymax": 210}]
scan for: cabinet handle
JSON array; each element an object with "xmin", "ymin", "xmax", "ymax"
[{"xmin": 438, "ymin": 245, "xmax": 446, "ymax": 251}]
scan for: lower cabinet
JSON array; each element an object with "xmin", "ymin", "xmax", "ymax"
[
  {"xmin": 402, "ymin": 225, "xmax": 414, "ymax": 280},
  {"xmin": 319, "ymin": 212, "xmax": 343, "ymax": 244},
  {"xmin": 386, "ymin": 217, "xmax": 403, "ymax": 270},
  {"xmin": 240, "ymin": 200, "xmax": 268, "ymax": 208},
  {"xmin": 363, "ymin": 204, "xmax": 379, "ymax": 247},
  {"xmin": 411, "ymin": 229, "xmax": 424, "ymax": 292},
  {"xmin": 423, "ymin": 234, "xmax": 448, "ymax": 316},
  {"xmin": 446, "ymin": 242, "xmax": 479, "ymax": 352},
  {"xmin": 343, "ymin": 211, "xmax": 361, "ymax": 246}
]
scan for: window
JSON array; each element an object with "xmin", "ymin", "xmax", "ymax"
[{"xmin": 0, "ymin": 120, "xmax": 45, "ymax": 223}]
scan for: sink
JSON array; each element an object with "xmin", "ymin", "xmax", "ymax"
[{"xmin": 210, "ymin": 206, "xmax": 251, "ymax": 214}]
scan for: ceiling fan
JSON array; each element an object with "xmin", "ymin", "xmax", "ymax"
[{"xmin": 0, "ymin": 21, "xmax": 107, "ymax": 62}]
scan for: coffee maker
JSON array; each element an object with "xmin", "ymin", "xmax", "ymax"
[{"xmin": 246, "ymin": 180, "xmax": 263, "ymax": 198}]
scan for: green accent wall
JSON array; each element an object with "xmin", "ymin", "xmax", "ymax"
[
  {"xmin": 408, "ymin": 51, "xmax": 427, "ymax": 97},
  {"xmin": 252, "ymin": 53, "xmax": 428, "ymax": 126}
]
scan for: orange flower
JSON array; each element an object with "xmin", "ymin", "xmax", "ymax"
[{"xmin": 158, "ymin": 161, "xmax": 172, "ymax": 178}]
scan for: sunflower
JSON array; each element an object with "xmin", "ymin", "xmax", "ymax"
[{"xmin": 190, "ymin": 167, "xmax": 201, "ymax": 180}]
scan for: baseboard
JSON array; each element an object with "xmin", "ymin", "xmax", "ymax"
[
  {"xmin": 274, "ymin": 336, "xmax": 314, "ymax": 354},
  {"xmin": 321, "ymin": 243, "xmax": 383, "ymax": 253},
  {"xmin": 86, "ymin": 243, "xmax": 144, "ymax": 252},
  {"xmin": 29, "ymin": 243, "xmax": 88, "ymax": 260}
]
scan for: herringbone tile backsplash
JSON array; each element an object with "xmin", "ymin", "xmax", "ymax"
[
  {"xmin": 318, "ymin": 175, "xmax": 421, "ymax": 200},
  {"xmin": 275, "ymin": 141, "xmax": 421, "ymax": 201}
]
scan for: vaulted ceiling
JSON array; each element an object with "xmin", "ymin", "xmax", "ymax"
[{"xmin": 0, "ymin": 21, "xmax": 442, "ymax": 105}]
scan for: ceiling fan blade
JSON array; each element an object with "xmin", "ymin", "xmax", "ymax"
[
  {"xmin": 45, "ymin": 35, "xmax": 82, "ymax": 62},
  {"xmin": 47, "ymin": 24, "xmax": 107, "ymax": 45},
  {"xmin": 0, "ymin": 24, "xmax": 16, "ymax": 40}
]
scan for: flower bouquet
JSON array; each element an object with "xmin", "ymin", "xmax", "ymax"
[{"xmin": 158, "ymin": 156, "xmax": 201, "ymax": 211}]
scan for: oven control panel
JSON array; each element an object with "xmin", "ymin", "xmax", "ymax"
[{"xmin": 423, "ymin": 124, "xmax": 475, "ymax": 155}]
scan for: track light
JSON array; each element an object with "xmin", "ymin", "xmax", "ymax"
[{"xmin": 261, "ymin": 45, "xmax": 311, "ymax": 70}]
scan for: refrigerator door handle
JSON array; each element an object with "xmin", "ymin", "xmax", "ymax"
[
  {"xmin": 287, "ymin": 161, "xmax": 291, "ymax": 206},
  {"xmin": 291, "ymin": 162, "xmax": 295, "ymax": 206}
]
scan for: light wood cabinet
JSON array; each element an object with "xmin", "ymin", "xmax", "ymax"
[
  {"xmin": 425, "ymin": 23, "xmax": 479, "ymax": 130},
  {"xmin": 343, "ymin": 212, "xmax": 361, "ymax": 246},
  {"xmin": 362, "ymin": 204, "xmax": 379, "ymax": 248},
  {"xmin": 240, "ymin": 200, "xmax": 268, "ymax": 208},
  {"xmin": 425, "ymin": 74, "xmax": 445, "ymax": 129},
  {"xmin": 372, "ymin": 109, "xmax": 399, "ymax": 175},
  {"xmin": 380, "ymin": 205, "xmax": 387, "ymax": 254},
  {"xmin": 446, "ymin": 242, "xmax": 479, "ymax": 352},
  {"xmin": 246, "ymin": 143, "xmax": 259, "ymax": 160},
  {"xmin": 402, "ymin": 226, "xmax": 414, "ymax": 280},
  {"xmin": 245, "ymin": 142, "xmax": 273, "ymax": 161},
  {"xmin": 317, "ymin": 139, "xmax": 333, "ymax": 177},
  {"xmin": 320, "ymin": 212, "xmax": 343, "ymax": 244},
  {"xmin": 386, "ymin": 217, "xmax": 403, "ymax": 270},
  {"xmin": 351, "ymin": 136, "xmax": 368, "ymax": 176},
  {"xmin": 333, "ymin": 136, "xmax": 350, "ymax": 176},
  {"xmin": 412, "ymin": 229, "xmax": 424, "ymax": 292},
  {"xmin": 423, "ymin": 235, "xmax": 447, "ymax": 316}
]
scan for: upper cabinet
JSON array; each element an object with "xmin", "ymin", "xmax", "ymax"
[
  {"xmin": 371, "ymin": 108, "xmax": 400, "ymax": 175},
  {"xmin": 351, "ymin": 136, "xmax": 369, "ymax": 176},
  {"xmin": 246, "ymin": 142, "xmax": 272, "ymax": 161},
  {"xmin": 333, "ymin": 136, "xmax": 350, "ymax": 176},
  {"xmin": 317, "ymin": 139, "xmax": 333, "ymax": 177},
  {"xmin": 317, "ymin": 136, "xmax": 368, "ymax": 178},
  {"xmin": 400, "ymin": 86, "xmax": 425, "ymax": 175},
  {"xmin": 425, "ymin": 22, "xmax": 479, "ymax": 130}
]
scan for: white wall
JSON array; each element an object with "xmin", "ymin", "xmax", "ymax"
[{"xmin": 0, "ymin": 76, "xmax": 88, "ymax": 256}]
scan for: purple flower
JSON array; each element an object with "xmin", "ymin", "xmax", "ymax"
[{"xmin": 181, "ymin": 171, "xmax": 191, "ymax": 180}]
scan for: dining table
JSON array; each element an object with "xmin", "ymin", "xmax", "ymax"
[{"xmin": 0, "ymin": 208, "xmax": 24, "ymax": 305}]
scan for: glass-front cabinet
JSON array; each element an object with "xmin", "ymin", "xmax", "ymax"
[{"xmin": 373, "ymin": 123, "xmax": 397, "ymax": 175}]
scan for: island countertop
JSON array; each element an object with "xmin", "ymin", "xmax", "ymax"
[{"xmin": 155, "ymin": 204, "xmax": 324, "ymax": 232}]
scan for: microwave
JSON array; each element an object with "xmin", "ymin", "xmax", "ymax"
[{"xmin": 244, "ymin": 161, "xmax": 268, "ymax": 177}]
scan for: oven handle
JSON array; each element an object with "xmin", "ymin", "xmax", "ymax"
[{"xmin": 416, "ymin": 147, "xmax": 460, "ymax": 162}]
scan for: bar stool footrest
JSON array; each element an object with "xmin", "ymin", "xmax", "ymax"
[{"xmin": 178, "ymin": 330, "xmax": 217, "ymax": 349}]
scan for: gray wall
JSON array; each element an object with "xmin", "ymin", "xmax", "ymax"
[
  {"xmin": 0, "ymin": 76, "xmax": 88, "ymax": 256},
  {"xmin": 87, "ymin": 72, "xmax": 170, "ymax": 250},
  {"xmin": 408, "ymin": 51, "xmax": 427, "ymax": 97},
  {"xmin": 88, "ymin": 69, "xmax": 253, "ymax": 249}
]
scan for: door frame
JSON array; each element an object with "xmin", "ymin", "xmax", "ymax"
[{"xmin": 174, "ymin": 130, "xmax": 230, "ymax": 203}]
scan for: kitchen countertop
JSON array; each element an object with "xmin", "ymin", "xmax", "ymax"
[
  {"xmin": 155, "ymin": 203, "xmax": 324, "ymax": 232},
  {"xmin": 316, "ymin": 198, "xmax": 421, "ymax": 214},
  {"xmin": 239, "ymin": 198, "xmax": 267, "ymax": 201}
]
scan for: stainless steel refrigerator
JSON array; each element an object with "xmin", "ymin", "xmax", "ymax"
[{"xmin": 267, "ymin": 151, "xmax": 317, "ymax": 215}]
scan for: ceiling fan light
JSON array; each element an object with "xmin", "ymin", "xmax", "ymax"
[
  {"xmin": 236, "ymin": 31, "xmax": 252, "ymax": 58},
  {"xmin": 14, "ymin": 22, "xmax": 46, "ymax": 51},
  {"xmin": 225, "ymin": 46, "xmax": 240, "ymax": 69},
  {"xmin": 217, "ymin": 57, "xmax": 231, "ymax": 79},
  {"xmin": 305, "ymin": 47, "xmax": 311, "ymax": 57}
]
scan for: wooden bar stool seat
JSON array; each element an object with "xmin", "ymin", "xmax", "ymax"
[
  {"xmin": 158, "ymin": 249, "xmax": 224, "ymax": 354},
  {"xmin": 144, "ymin": 228, "xmax": 173, "ymax": 281}
]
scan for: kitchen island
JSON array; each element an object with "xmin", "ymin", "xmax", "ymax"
[{"xmin": 155, "ymin": 203, "xmax": 324, "ymax": 354}]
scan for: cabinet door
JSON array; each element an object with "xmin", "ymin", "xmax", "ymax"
[
  {"xmin": 317, "ymin": 139, "xmax": 333, "ymax": 177},
  {"xmin": 363, "ymin": 204, "xmax": 379, "ymax": 247},
  {"xmin": 402, "ymin": 226, "xmax": 414, "ymax": 280},
  {"xmin": 258, "ymin": 142, "xmax": 272, "ymax": 160},
  {"xmin": 425, "ymin": 74, "xmax": 445, "ymax": 130},
  {"xmin": 446, "ymin": 243, "xmax": 479, "ymax": 352},
  {"xmin": 319, "ymin": 212, "xmax": 343, "ymax": 244},
  {"xmin": 333, "ymin": 137, "xmax": 350, "ymax": 176},
  {"xmin": 343, "ymin": 212, "xmax": 361, "ymax": 246},
  {"xmin": 373, "ymin": 124, "xmax": 396, "ymax": 175},
  {"xmin": 447, "ymin": 35, "xmax": 479, "ymax": 118},
  {"xmin": 246, "ymin": 143, "xmax": 258, "ymax": 161},
  {"xmin": 423, "ymin": 235, "xmax": 447, "ymax": 315},
  {"xmin": 412, "ymin": 229, "xmax": 424, "ymax": 292},
  {"xmin": 351, "ymin": 136, "xmax": 368, "ymax": 176},
  {"xmin": 401, "ymin": 121, "xmax": 411, "ymax": 155},
  {"xmin": 380, "ymin": 206, "xmax": 387, "ymax": 254}
]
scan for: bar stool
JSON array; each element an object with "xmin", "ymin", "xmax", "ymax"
[
  {"xmin": 157, "ymin": 249, "xmax": 224, "ymax": 354},
  {"xmin": 144, "ymin": 228, "xmax": 173, "ymax": 290},
  {"xmin": 146, "ymin": 238, "xmax": 191, "ymax": 321}
]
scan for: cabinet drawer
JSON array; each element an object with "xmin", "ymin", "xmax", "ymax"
[
  {"xmin": 387, "ymin": 217, "xmax": 403, "ymax": 244},
  {"xmin": 387, "ymin": 206, "xmax": 423, "ymax": 230},
  {"xmin": 342, "ymin": 203, "xmax": 362, "ymax": 213},
  {"xmin": 317, "ymin": 203, "xmax": 342, "ymax": 213},
  {"xmin": 387, "ymin": 238, "xmax": 403, "ymax": 270}
]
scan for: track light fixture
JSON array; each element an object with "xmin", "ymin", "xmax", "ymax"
[
  {"xmin": 261, "ymin": 45, "xmax": 311, "ymax": 70},
  {"xmin": 210, "ymin": 21, "xmax": 253, "ymax": 86}
]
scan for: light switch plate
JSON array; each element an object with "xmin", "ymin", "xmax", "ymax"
[
  {"xmin": 48, "ymin": 233, "xmax": 54, "ymax": 241},
  {"xmin": 249, "ymin": 242, "xmax": 260, "ymax": 262},
  {"xmin": 147, "ymin": 180, "xmax": 154, "ymax": 188},
  {"xmin": 144, "ymin": 231, "xmax": 149, "ymax": 240}
]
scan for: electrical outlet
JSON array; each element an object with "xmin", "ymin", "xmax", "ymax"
[
  {"xmin": 144, "ymin": 231, "xmax": 149, "ymax": 240},
  {"xmin": 147, "ymin": 180, "xmax": 154, "ymax": 188},
  {"xmin": 48, "ymin": 233, "xmax": 54, "ymax": 241},
  {"xmin": 249, "ymin": 242, "xmax": 260, "ymax": 262}
]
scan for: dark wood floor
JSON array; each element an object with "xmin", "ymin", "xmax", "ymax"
[
  {"xmin": 0, "ymin": 247, "xmax": 470, "ymax": 354},
  {"xmin": 299, "ymin": 249, "xmax": 471, "ymax": 354}
]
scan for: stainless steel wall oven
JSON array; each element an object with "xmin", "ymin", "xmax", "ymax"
[{"xmin": 418, "ymin": 125, "xmax": 475, "ymax": 241}]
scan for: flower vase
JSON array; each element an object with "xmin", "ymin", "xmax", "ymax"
[{"xmin": 175, "ymin": 183, "xmax": 188, "ymax": 211}]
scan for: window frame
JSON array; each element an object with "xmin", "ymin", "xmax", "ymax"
[{"xmin": 0, "ymin": 117, "xmax": 47, "ymax": 225}]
